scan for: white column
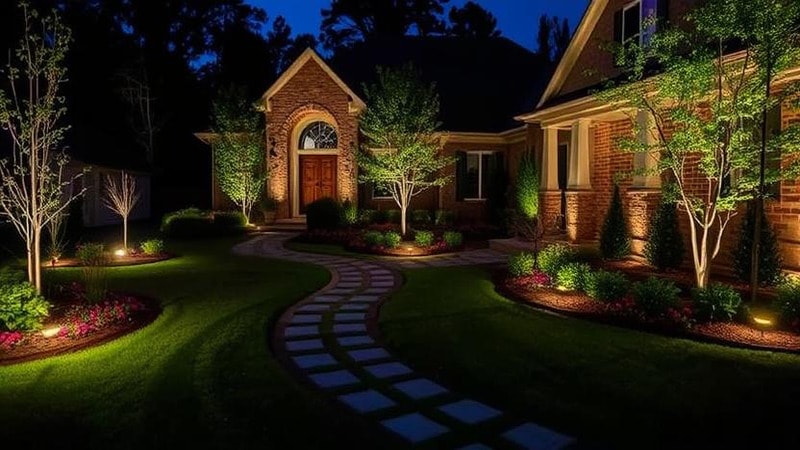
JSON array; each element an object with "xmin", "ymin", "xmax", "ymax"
[
  {"xmin": 635, "ymin": 110, "xmax": 661, "ymax": 188},
  {"xmin": 541, "ymin": 127, "xmax": 559, "ymax": 190},
  {"xmin": 568, "ymin": 119, "xmax": 592, "ymax": 189}
]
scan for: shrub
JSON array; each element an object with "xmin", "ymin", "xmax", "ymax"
[
  {"xmin": 644, "ymin": 196, "xmax": 684, "ymax": 271},
  {"xmin": 383, "ymin": 231, "xmax": 402, "ymax": 248},
  {"xmin": 555, "ymin": 262, "xmax": 592, "ymax": 291},
  {"xmin": 435, "ymin": 209, "xmax": 454, "ymax": 226},
  {"xmin": 340, "ymin": 200, "xmax": 358, "ymax": 226},
  {"xmin": 213, "ymin": 211, "xmax": 247, "ymax": 229},
  {"xmin": 585, "ymin": 270, "xmax": 629, "ymax": 302},
  {"xmin": 414, "ymin": 230, "xmax": 435, "ymax": 247},
  {"xmin": 373, "ymin": 209, "xmax": 390, "ymax": 224},
  {"xmin": 75, "ymin": 242, "xmax": 108, "ymax": 303},
  {"xmin": 732, "ymin": 202, "xmax": 784, "ymax": 286},
  {"xmin": 537, "ymin": 243, "xmax": 576, "ymax": 277},
  {"xmin": 516, "ymin": 152, "xmax": 539, "ymax": 219},
  {"xmin": 599, "ymin": 185, "xmax": 630, "ymax": 259},
  {"xmin": 140, "ymin": 238, "xmax": 165, "ymax": 256},
  {"xmin": 631, "ymin": 277, "xmax": 680, "ymax": 318},
  {"xmin": 508, "ymin": 252, "xmax": 536, "ymax": 278},
  {"xmin": 358, "ymin": 209, "xmax": 377, "ymax": 224},
  {"xmin": 443, "ymin": 231, "xmax": 463, "ymax": 248},
  {"xmin": 363, "ymin": 230, "xmax": 384, "ymax": 247},
  {"xmin": 411, "ymin": 209, "xmax": 432, "ymax": 225},
  {"xmin": 386, "ymin": 209, "xmax": 402, "ymax": 224},
  {"xmin": 161, "ymin": 208, "xmax": 215, "ymax": 238},
  {"xmin": 0, "ymin": 275, "xmax": 50, "ymax": 331},
  {"xmin": 692, "ymin": 283, "xmax": 742, "ymax": 322},
  {"xmin": 160, "ymin": 207, "xmax": 206, "ymax": 232},
  {"xmin": 306, "ymin": 197, "xmax": 342, "ymax": 231},
  {"xmin": 776, "ymin": 278, "xmax": 800, "ymax": 329}
]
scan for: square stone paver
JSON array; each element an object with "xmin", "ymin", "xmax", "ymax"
[
  {"xmin": 339, "ymin": 277, "xmax": 361, "ymax": 283},
  {"xmin": 338, "ymin": 390, "xmax": 395, "ymax": 413},
  {"xmin": 336, "ymin": 282, "xmax": 361, "ymax": 288},
  {"xmin": 363, "ymin": 288, "xmax": 390, "ymax": 295},
  {"xmin": 333, "ymin": 323, "xmax": 367, "ymax": 334},
  {"xmin": 339, "ymin": 303, "xmax": 370, "ymax": 311},
  {"xmin": 313, "ymin": 295, "xmax": 345, "ymax": 303},
  {"xmin": 337, "ymin": 335, "xmax": 375, "ymax": 347},
  {"xmin": 371, "ymin": 282, "xmax": 395, "ymax": 288},
  {"xmin": 439, "ymin": 399, "xmax": 501, "ymax": 425},
  {"xmin": 502, "ymin": 423, "xmax": 575, "ymax": 450},
  {"xmin": 335, "ymin": 313, "xmax": 366, "ymax": 322},
  {"xmin": 289, "ymin": 314, "xmax": 322, "ymax": 324},
  {"xmin": 284, "ymin": 326, "xmax": 319, "ymax": 338},
  {"xmin": 285, "ymin": 338, "xmax": 324, "ymax": 352},
  {"xmin": 309, "ymin": 369, "xmax": 361, "ymax": 389},
  {"xmin": 292, "ymin": 353, "xmax": 337, "ymax": 370},
  {"xmin": 392, "ymin": 378, "xmax": 448, "ymax": 400},
  {"xmin": 348, "ymin": 348, "xmax": 390, "ymax": 362},
  {"xmin": 350, "ymin": 295, "xmax": 380, "ymax": 303},
  {"xmin": 381, "ymin": 413, "xmax": 449, "ymax": 444},
  {"xmin": 297, "ymin": 304, "xmax": 330, "ymax": 312},
  {"xmin": 363, "ymin": 362, "xmax": 413, "ymax": 379}
]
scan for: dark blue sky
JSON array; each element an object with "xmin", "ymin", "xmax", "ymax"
[{"xmin": 243, "ymin": 0, "xmax": 590, "ymax": 52}]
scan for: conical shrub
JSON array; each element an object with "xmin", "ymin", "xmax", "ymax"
[
  {"xmin": 599, "ymin": 184, "xmax": 630, "ymax": 259},
  {"xmin": 732, "ymin": 201, "xmax": 783, "ymax": 286},
  {"xmin": 644, "ymin": 197, "xmax": 684, "ymax": 271}
]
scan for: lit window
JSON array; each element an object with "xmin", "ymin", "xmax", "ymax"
[{"xmin": 299, "ymin": 121, "xmax": 337, "ymax": 149}]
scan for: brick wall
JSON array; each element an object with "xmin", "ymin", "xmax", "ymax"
[{"xmin": 439, "ymin": 141, "xmax": 511, "ymax": 222}]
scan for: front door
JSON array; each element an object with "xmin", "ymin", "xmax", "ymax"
[{"xmin": 300, "ymin": 155, "xmax": 337, "ymax": 213}]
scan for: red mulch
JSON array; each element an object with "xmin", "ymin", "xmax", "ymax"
[
  {"xmin": 46, "ymin": 253, "xmax": 173, "ymax": 268},
  {"xmin": 0, "ymin": 295, "xmax": 161, "ymax": 366}
]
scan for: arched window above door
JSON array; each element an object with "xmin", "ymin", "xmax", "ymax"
[{"xmin": 299, "ymin": 121, "xmax": 338, "ymax": 149}]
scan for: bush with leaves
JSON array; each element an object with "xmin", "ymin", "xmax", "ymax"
[
  {"xmin": 776, "ymin": 278, "xmax": 800, "ymax": 330},
  {"xmin": 0, "ymin": 268, "xmax": 50, "ymax": 331},
  {"xmin": 161, "ymin": 208, "xmax": 215, "ymax": 238},
  {"xmin": 631, "ymin": 277, "xmax": 680, "ymax": 318},
  {"xmin": 555, "ymin": 262, "xmax": 592, "ymax": 291},
  {"xmin": 644, "ymin": 193, "xmax": 684, "ymax": 271},
  {"xmin": 508, "ymin": 252, "xmax": 536, "ymax": 278},
  {"xmin": 435, "ymin": 209, "xmax": 454, "ymax": 226},
  {"xmin": 411, "ymin": 209, "xmax": 432, "ymax": 225},
  {"xmin": 732, "ymin": 202, "xmax": 784, "ymax": 286},
  {"xmin": 306, "ymin": 198, "xmax": 342, "ymax": 231},
  {"xmin": 213, "ymin": 211, "xmax": 247, "ymax": 230},
  {"xmin": 516, "ymin": 153, "xmax": 539, "ymax": 219},
  {"xmin": 340, "ymin": 200, "xmax": 358, "ymax": 226},
  {"xmin": 140, "ymin": 239, "xmax": 165, "ymax": 256},
  {"xmin": 692, "ymin": 283, "xmax": 742, "ymax": 322},
  {"xmin": 414, "ymin": 230, "xmax": 435, "ymax": 247},
  {"xmin": 359, "ymin": 209, "xmax": 377, "ymax": 224},
  {"xmin": 537, "ymin": 243, "xmax": 577, "ymax": 277},
  {"xmin": 383, "ymin": 231, "xmax": 402, "ymax": 248},
  {"xmin": 585, "ymin": 270, "xmax": 629, "ymax": 302},
  {"xmin": 600, "ymin": 185, "xmax": 630, "ymax": 259},
  {"xmin": 443, "ymin": 231, "xmax": 463, "ymax": 248},
  {"xmin": 363, "ymin": 230, "xmax": 384, "ymax": 247}
]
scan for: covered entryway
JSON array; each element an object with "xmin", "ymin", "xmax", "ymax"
[{"xmin": 300, "ymin": 155, "xmax": 337, "ymax": 212}]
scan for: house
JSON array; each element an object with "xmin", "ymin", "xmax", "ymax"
[
  {"xmin": 65, "ymin": 160, "xmax": 151, "ymax": 227},
  {"xmin": 516, "ymin": 0, "xmax": 800, "ymax": 271},
  {"xmin": 198, "ymin": 36, "xmax": 548, "ymax": 222}
]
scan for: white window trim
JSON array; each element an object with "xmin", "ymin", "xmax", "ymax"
[
  {"xmin": 621, "ymin": 0, "xmax": 643, "ymax": 46},
  {"xmin": 463, "ymin": 151, "xmax": 497, "ymax": 201}
]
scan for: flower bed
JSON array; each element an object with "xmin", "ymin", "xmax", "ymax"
[{"xmin": 293, "ymin": 227, "xmax": 466, "ymax": 257}]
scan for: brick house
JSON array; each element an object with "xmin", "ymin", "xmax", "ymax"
[{"xmin": 517, "ymin": 0, "xmax": 800, "ymax": 271}]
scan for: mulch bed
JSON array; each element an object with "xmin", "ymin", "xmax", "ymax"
[
  {"xmin": 496, "ymin": 274, "xmax": 800, "ymax": 354},
  {"xmin": 346, "ymin": 242, "xmax": 462, "ymax": 258},
  {"xmin": 46, "ymin": 253, "xmax": 173, "ymax": 268},
  {"xmin": 0, "ymin": 294, "xmax": 161, "ymax": 366}
]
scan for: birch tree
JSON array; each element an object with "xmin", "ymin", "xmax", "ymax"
[
  {"xmin": 0, "ymin": 3, "xmax": 82, "ymax": 292},
  {"xmin": 358, "ymin": 64, "xmax": 453, "ymax": 236},
  {"xmin": 103, "ymin": 171, "xmax": 140, "ymax": 253},
  {"xmin": 118, "ymin": 63, "xmax": 161, "ymax": 167}
]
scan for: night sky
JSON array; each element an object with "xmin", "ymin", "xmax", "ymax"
[{"xmin": 243, "ymin": 0, "xmax": 590, "ymax": 52}]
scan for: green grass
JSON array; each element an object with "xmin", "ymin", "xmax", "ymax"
[
  {"xmin": 380, "ymin": 266, "xmax": 800, "ymax": 450},
  {"xmin": 0, "ymin": 237, "xmax": 389, "ymax": 449}
]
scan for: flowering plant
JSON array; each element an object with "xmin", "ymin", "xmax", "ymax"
[
  {"xmin": 0, "ymin": 331, "xmax": 24, "ymax": 350},
  {"xmin": 59, "ymin": 296, "xmax": 146, "ymax": 339}
]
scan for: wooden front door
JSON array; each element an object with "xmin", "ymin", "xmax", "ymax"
[{"xmin": 300, "ymin": 155, "xmax": 337, "ymax": 213}]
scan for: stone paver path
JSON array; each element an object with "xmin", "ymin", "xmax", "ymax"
[{"xmin": 234, "ymin": 233, "xmax": 578, "ymax": 449}]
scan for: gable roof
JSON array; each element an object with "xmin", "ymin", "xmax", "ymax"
[
  {"xmin": 536, "ymin": 0, "xmax": 607, "ymax": 109},
  {"xmin": 257, "ymin": 48, "xmax": 366, "ymax": 114},
  {"xmin": 329, "ymin": 35, "xmax": 549, "ymax": 133}
]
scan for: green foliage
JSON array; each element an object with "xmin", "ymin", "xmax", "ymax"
[
  {"xmin": 732, "ymin": 202, "xmax": 784, "ymax": 286},
  {"xmin": 357, "ymin": 64, "xmax": 454, "ymax": 235},
  {"xmin": 692, "ymin": 283, "xmax": 743, "ymax": 322},
  {"xmin": 386, "ymin": 209, "xmax": 402, "ymax": 224},
  {"xmin": 414, "ymin": 230, "xmax": 435, "ymax": 247},
  {"xmin": 358, "ymin": 209, "xmax": 377, "ymax": 224},
  {"xmin": 537, "ymin": 243, "xmax": 577, "ymax": 277},
  {"xmin": 776, "ymin": 278, "xmax": 800, "ymax": 328},
  {"xmin": 140, "ymin": 239, "xmax": 165, "ymax": 256},
  {"xmin": 211, "ymin": 85, "xmax": 267, "ymax": 219},
  {"xmin": 600, "ymin": 185, "xmax": 630, "ymax": 259},
  {"xmin": 373, "ymin": 209, "xmax": 389, "ymax": 224},
  {"xmin": 0, "ymin": 273, "xmax": 50, "ymax": 331},
  {"xmin": 435, "ymin": 209, "xmax": 454, "ymax": 226},
  {"xmin": 631, "ymin": 277, "xmax": 680, "ymax": 318},
  {"xmin": 555, "ymin": 262, "xmax": 592, "ymax": 291},
  {"xmin": 516, "ymin": 152, "xmax": 539, "ymax": 219},
  {"xmin": 585, "ymin": 270, "xmax": 629, "ymax": 302},
  {"xmin": 644, "ymin": 194, "xmax": 684, "ymax": 271},
  {"xmin": 411, "ymin": 209, "xmax": 432, "ymax": 225},
  {"xmin": 306, "ymin": 198, "xmax": 342, "ymax": 231},
  {"xmin": 213, "ymin": 211, "xmax": 247, "ymax": 229},
  {"xmin": 443, "ymin": 231, "xmax": 463, "ymax": 248},
  {"xmin": 363, "ymin": 230, "xmax": 384, "ymax": 247},
  {"xmin": 340, "ymin": 200, "xmax": 358, "ymax": 226},
  {"xmin": 160, "ymin": 208, "xmax": 207, "ymax": 231},
  {"xmin": 76, "ymin": 242, "xmax": 108, "ymax": 303},
  {"xmin": 508, "ymin": 252, "xmax": 536, "ymax": 278},
  {"xmin": 383, "ymin": 231, "xmax": 402, "ymax": 248}
]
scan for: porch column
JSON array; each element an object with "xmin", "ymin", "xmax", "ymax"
[
  {"xmin": 540, "ymin": 127, "xmax": 562, "ymax": 234},
  {"xmin": 565, "ymin": 119, "xmax": 596, "ymax": 242},
  {"xmin": 634, "ymin": 110, "xmax": 661, "ymax": 188}
]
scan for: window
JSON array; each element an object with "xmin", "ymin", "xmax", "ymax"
[
  {"xmin": 372, "ymin": 183, "xmax": 393, "ymax": 200},
  {"xmin": 299, "ymin": 121, "xmax": 337, "ymax": 149},
  {"xmin": 456, "ymin": 151, "xmax": 504, "ymax": 201},
  {"xmin": 622, "ymin": 1, "xmax": 641, "ymax": 45}
]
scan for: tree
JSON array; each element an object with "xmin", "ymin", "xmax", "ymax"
[
  {"xmin": 118, "ymin": 61, "xmax": 162, "ymax": 167},
  {"xmin": 644, "ymin": 187, "xmax": 684, "ymax": 271},
  {"xmin": 733, "ymin": 201, "xmax": 783, "ymax": 286},
  {"xmin": 358, "ymin": 64, "xmax": 453, "ymax": 236},
  {"xmin": 210, "ymin": 85, "xmax": 266, "ymax": 221},
  {"xmin": 536, "ymin": 15, "xmax": 571, "ymax": 63},
  {"xmin": 597, "ymin": 0, "xmax": 800, "ymax": 287},
  {"xmin": 103, "ymin": 171, "xmax": 141, "ymax": 253},
  {"xmin": 0, "ymin": 3, "xmax": 83, "ymax": 292},
  {"xmin": 447, "ymin": 1, "xmax": 500, "ymax": 39},
  {"xmin": 599, "ymin": 185, "xmax": 630, "ymax": 259}
]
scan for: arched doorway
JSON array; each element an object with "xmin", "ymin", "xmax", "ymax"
[{"xmin": 291, "ymin": 119, "xmax": 339, "ymax": 216}]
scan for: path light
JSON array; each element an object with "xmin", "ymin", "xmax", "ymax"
[
  {"xmin": 114, "ymin": 248, "xmax": 127, "ymax": 257},
  {"xmin": 41, "ymin": 326, "xmax": 61, "ymax": 338},
  {"xmin": 752, "ymin": 315, "xmax": 774, "ymax": 337}
]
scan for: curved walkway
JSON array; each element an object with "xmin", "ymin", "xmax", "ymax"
[{"xmin": 234, "ymin": 233, "xmax": 578, "ymax": 450}]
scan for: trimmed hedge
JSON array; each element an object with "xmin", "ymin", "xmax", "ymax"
[{"xmin": 306, "ymin": 198, "xmax": 342, "ymax": 231}]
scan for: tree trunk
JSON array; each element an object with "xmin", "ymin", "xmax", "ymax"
[
  {"xmin": 33, "ymin": 226, "xmax": 42, "ymax": 292},
  {"xmin": 123, "ymin": 217, "xmax": 128, "ymax": 252},
  {"xmin": 400, "ymin": 205, "xmax": 407, "ymax": 236}
]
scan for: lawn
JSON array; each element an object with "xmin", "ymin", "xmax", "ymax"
[
  {"xmin": 380, "ymin": 266, "xmax": 800, "ymax": 450},
  {"xmin": 0, "ymin": 236, "xmax": 390, "ymax": 449}
]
